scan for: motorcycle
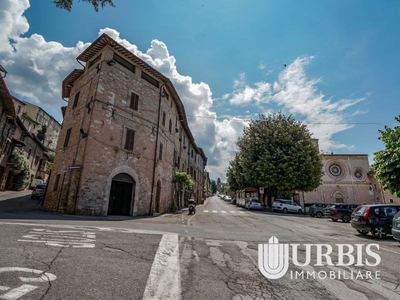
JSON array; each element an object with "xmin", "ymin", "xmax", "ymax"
[{"xmin": 188, "ymin": 199, "xmax": 196, "ymax": 215}]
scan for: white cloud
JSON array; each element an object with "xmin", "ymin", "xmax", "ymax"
[
  {"xmin": 0, "ymin": 1, "xmax": 368, "ymax": 182},
  {"xmin": 228, "ymin": 56, "xmax": 369, "ymax": 157}
]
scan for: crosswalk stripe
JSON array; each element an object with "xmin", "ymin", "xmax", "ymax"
[
  {"xmin": 212, "ymin": 210, "xmax": 218, "ymax": 213},
  {"xmin": 221, "ymin": 211, "xmax": 227, "ymax": 213},
  {"xmin": 239, "ymin": 211, "xmax": 245, "ymax": 214},
  {"xmin": 203, "ymin": 210, "xmax": 209, "ymax": 213},
  {"xmin": 230, "ymin": 211, "xmax": 235, "ymax": 213}
]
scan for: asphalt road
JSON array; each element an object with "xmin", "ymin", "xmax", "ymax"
[{"xmin": 0, "ymin": 192, "xmax": 399, "ymax": 299}]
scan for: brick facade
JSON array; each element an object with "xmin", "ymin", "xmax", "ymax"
[{"xmin": 43, "ymin": 34, "xmax": 207, "ymax": 216}]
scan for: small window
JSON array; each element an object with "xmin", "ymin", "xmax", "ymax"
[
  {"xmin": 113, "ymin": 54, "xmax": 135, "ymax": 73},
  {"xmin": 124, "ymin": 128, "xmax": 135, "ymax": 151},
  {"xmin": 53, "ymin": 174, "xmax": 60, "ymax": 191},
  {"xmin": 169, "ymin": 119, "xmax": 172, "ymax": 133},
  {"xmin": 159, "ymin": 143, "xmax": 163, "ymax": 160},
  {"xmin": 63, "ymin": 128, "xmax": 72, "ymax": 148},
  {"xmin": 141, "ymin": 72, "xmax": 159, "ymax": 87},
  {"xmin": 162, "ymin": 112, "xmax": 166, "ymax": 126},
  {"xmin": 389, "ymin": 199, "xmax": 394, "ymax": 204},
  {"xmin": 72, "ymin": 91, "xmax": 80, "ymax": 109},
  {"xmin": 88, "ymin": 55, "xmax": 101, "ymax": 68},
  {"xmin": 130, "ymin": 92, "xmax": 139, "ymax": 111}
]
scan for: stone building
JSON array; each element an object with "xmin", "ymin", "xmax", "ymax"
[
  {"xmin": 0, "ymin": 65, "xmax": 49, "ymax": 190},
  {"xmin": 299, "ymin": 153, "xmax": 400, "ymax": 206},
  {"xmin": 43, "ymin": 34, "xmax": 207, "ymax": 216},
  {"xmin": 13, "ymin": 97, "xmax": 61, "ymax": 150}
]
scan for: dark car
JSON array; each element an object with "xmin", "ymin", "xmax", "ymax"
[
  {"xmin": 392, "ymin": 210, "xmax": 400, "ymax": 242},
  {"xmin": 351, "ymin": 204, "xmax": 400, "ymax": 238},
  {"xmin": 309, "ymin": 203, "xmax": 333, "ymax": 218},
  {"xmin": 31, "ymin": 184, "xmax": 47, "ymax": 199},
  {"xmin": 324, "ymin": 203, "xmax": 359, "ymax": 223}
]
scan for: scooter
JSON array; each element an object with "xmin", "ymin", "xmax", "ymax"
[{"xmin": 188, "ymin": 199, "xmax": 196, "ymax": 215}]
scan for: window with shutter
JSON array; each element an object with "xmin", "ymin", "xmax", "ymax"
[
  {"xmin": 73, "ymin": 92, "xmax": 80, "ymax": 109},
  {"xmin": 130, "ymin": 92, "xmax": 139, "ymax": 111},
  {"xmin": 63, "ymin": 128, "xmax": 72, "ymax": 148},
  {"xmin": 124, "ymin": 129, "xmax": 135, "ymax": 151},
  {"xmin": 159, "ymin": 143, "xmax": 163, "ymax": 160}
]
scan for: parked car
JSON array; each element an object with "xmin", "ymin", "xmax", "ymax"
[
  {"xmin": 351, "ymin": 204, "xmax": 400, "ymax": 238},
  {"xmin": 30, "ymin": 178, "xmax": 44, "ymax": 189},
  {"xmin": 392, "ymin": 210, "xmax": 400, "ymax": 243},
  {"xmin": 244, "ymin": 197, "xmax": 259, "ymax": 209},
  {"xmin": 272, "ymin": 199, "xmax": 303, "ymax": 214},
  {"xmin": 31, "ymin": 184, "xmax": 47, "ymax": 199},
  {"xmin": 309, "ymin": 203, "xmax": 333, "ymax": 218},
  {"xmin": 224, "ymin": 195, "xmax": 232, "ymax": 202},
  {"xmin": 246, "ymin": 199, "xmax": 262, "ymax": 210},
  {"xmin": 231, "ymin": 197, "xmax": 237, "ymax": 205},
  {"xmin": 324, "ymin": 203, "xmax": 359, "ymax": 223}
]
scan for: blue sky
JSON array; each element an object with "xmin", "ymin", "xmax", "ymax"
[{"xmin": 1, "ymin": 0, "xmax": 399, "ymax": 180}]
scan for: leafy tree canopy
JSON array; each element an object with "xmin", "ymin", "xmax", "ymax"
[
  {"xmin": 11, "ymin": 151, "xmax": 30, "ymax": 190},
  {"xmin": 229, "ymin": 112, "xmax": 323, "ymax": 196},
  {"xmin": 372, "ymin": 115, "xmax": 400, "ymax": 197},
  {"xmin": 52, "ymin": 0, "xmax": 115, "ymax": 11},
  {"xmin": 36, "ymin": 125, "xmax": 47, "ymax": 143},
  {"xmin": 173, "ymin": 171, "xmax": 194, "ymax": 189}
]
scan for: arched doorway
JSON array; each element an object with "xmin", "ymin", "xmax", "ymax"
[
  {"xmin": 108, "ymin": 173, "xmax": 135, "ymax": 215},
  {"xmin": 155, "ymin": 180, "xmax": 161, "ymax": 213},
  {"xmin": 333, "ymin": 191, "xmax": 344, "ymax": 203}
]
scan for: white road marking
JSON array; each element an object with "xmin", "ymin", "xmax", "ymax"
[
  {"xmin": 18, "ymin": 229, "xmax": 96, "ymax": 248},
  {"xmin": 230, "ymin": 211, "xmax": 236, "ymax": 213},
  {"xmin": 0, "ymin": 287, "xmax": 10, "ymax": 291},
  {"xmin": 380, "ymin": 246, "xmax": 400, "ymax": 255},
  {"xmin": 203, "ymin": 210, "xmax": 209, "ymax": 213},
  {"xmin": 221, "ymin": 211, "xmax": 227, "ymax": 213},
  {"xmin": 0, "ymin": 284, "xmax": 37, "ymax": 300},
  {"xmin": 239, "ymin": 211, "xmax": 246, "ymax": 214},
  {"xmin": 212, "ymin": 210, "xmax": 218, "ymax": 213},
  {"xmin": 143, "ymin": 234, "xmax": 181, "ymax": 300},
  {"xmin": 0, "ymin": 268, "xmax": 57, "ymax": 300}
]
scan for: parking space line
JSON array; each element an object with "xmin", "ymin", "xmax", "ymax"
[{"xmin": 380, "ymin": 246, "xmax": 400, "ymax": 255}]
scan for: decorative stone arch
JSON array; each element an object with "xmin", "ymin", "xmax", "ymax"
[
  {"xmin": 103, "ymin": 165, "xmax": 139, "ymax": 215},
  {"xmin": 331, "ymin": 190, "xmax": 347, "ymax": 203}
]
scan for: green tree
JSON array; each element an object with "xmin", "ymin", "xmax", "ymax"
[
  {"xmin": 172, "ymin": 171, "xmax": 194, "ymax": 210},
  {"xmin": 233, "ymin": 112, "xmax": 323, "ymax": 204},
  {"xmin": 10, "ymin": 151, "xmax": 30, "ymax": 190},
  {"xmin": 52, "ymin": 0, "xmax": 115, "ymax": 11},
  {"xmin": 36, "ymin": 125, "xmax": 47, "ymax": 143},
  {"xmin": 211, "ymin": 180, "xmax": 217, "ymax": 194},
  {"xmin": 226, "ymin": 153, "xmax": 246, "ymax": 192},
  {"xmin": 372, "ymin": 115, "xmax": 400, "ymax": 197}
]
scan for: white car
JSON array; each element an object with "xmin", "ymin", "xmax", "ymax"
[
  {"xmin": 224, "ymin": 195, "xmax": 232, "ymax": 202},
  {"xmin": 272, "ymin": 199, "xmax": 303, "ymax": 214}
]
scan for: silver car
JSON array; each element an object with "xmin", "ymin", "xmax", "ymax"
[
  {"xmin": 31, "ymin": 184, "xmax": 47, "ymax": 199},
  {"xmin": 246, "ymin": 199, "xmax": 262, "ymax": 210}
]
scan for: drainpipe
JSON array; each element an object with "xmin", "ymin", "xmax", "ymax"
[{"xmin": 149, "ymin": 83, "xmax": 165, "ymax": 215}]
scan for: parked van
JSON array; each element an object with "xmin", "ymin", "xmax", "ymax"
[{"xmin": 30, "ymin": 178, "xmax": 44, "ymax": 189}]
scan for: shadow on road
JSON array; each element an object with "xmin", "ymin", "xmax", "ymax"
[{"xmin": 0, "ymin": 191, "xmax": 156, "ymax": 222}]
